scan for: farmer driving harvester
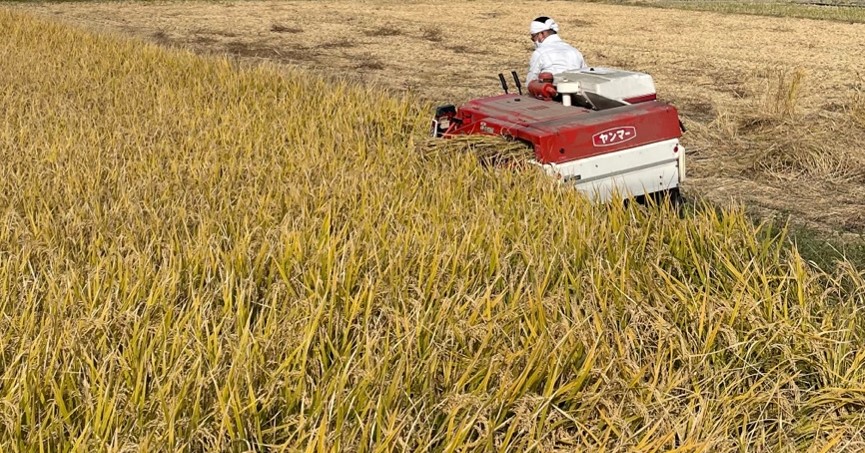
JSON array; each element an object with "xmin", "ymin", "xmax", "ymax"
[
  {"xmin": 431, "ymin": 15, "xmax": 686, "ymax": 204},
  {"xmin": 527, "ymin": 16, "xmax": 587, "ymax": 83}
]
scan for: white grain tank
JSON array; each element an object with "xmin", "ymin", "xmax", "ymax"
[{"xmin": 554, "ymin": 67, "xmax": 658, "ymax": 104}]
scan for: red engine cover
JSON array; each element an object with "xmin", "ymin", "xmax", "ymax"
[{"xmin": 446, "ymin": 94, "xmax": 682, "ymax": 165}]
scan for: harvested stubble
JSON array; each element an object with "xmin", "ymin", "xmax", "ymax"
[
  {"xmin": 698, "ymin": 67, "xmax": 865, "ymax": 183},
  {"xmin": 4, "ymin": 8, "xmax": 865, "ymax": 452},
  {"xmin": 593, "ymin": 0, "xmax": 865, "ymax": 24}
]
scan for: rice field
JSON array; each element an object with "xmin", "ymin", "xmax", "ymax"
[
  {"xmin": 4, "ymin": 5, "xmax": 865, "ymax": 453},
  {"xmin": 17, "ymin": 0, "xmax": 865, "ymax": 235}
]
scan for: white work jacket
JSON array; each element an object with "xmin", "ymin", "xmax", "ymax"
[{"xmin": 526, "ymin": 34, "xmax": 587, "ymax": 83}]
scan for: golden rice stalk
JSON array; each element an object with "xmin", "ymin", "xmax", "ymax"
[{"xmin": 417, "ymin": 134, "xmax": 534, "ymax": 168}]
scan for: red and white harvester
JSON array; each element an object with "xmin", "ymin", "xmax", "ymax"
[{"xmin": 431, "ymin": 67, "xmax": 686, "ymax": 203}]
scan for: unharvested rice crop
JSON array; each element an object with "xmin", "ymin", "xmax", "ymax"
[{"xmin": 4, "ymin": 8, "xmax": 865, "ymax": 452}]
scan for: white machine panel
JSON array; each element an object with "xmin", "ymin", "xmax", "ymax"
[
  {"xmin": 554, "ymin": 67, "xmax": 657, "ymax": 103},
  {"xmin": 537, "ymin": 138, "xmax": 684, "ymax": 202}
]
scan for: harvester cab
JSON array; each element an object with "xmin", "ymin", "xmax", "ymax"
[{"xmin": 431, "ymin": 67, "xmax": 687, "ymax": 204}]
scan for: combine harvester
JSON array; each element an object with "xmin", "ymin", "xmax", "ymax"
[{"xmin": 432, "ymin": 67, "xmax": 687, "ymax": 204}]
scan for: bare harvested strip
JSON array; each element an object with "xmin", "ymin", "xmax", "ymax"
[
  {"xmin": 3, "ymin": 7, "xmax": 865, "ymax": 452},
  {"xmin": 596, "ymin": 0, "xmax": 865, "ymax": 23}
]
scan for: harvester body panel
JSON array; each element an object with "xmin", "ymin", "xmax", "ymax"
[{"xmin": 445, "ymin": 94, "xmax": 682, "ymax": 165}]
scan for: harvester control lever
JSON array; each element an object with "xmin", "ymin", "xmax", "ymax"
[
  {"xmin": 510, "ymin": 71, "xmax": 522, "ymax": 95},
  {"xmin": 498, "ymin": 73, "xmax": 509, "ymax": 94}
]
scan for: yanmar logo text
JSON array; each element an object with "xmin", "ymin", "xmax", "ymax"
[{"xmin": 593, "ymin": 126, "xmax": 637, "ymax": 147}]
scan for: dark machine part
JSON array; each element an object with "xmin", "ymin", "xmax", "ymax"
[
  {"xmin": 510, "ymin": 71, "xmax": 522, "ymax": 95},
  {"xmin": 498, "ymin": 73, "xmax": 509, "ymax": 94}
]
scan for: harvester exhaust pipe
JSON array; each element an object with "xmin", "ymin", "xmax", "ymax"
[
  {"xmin": 498, "ymin": 73, "xmax": 509, "ymax": 94},
  {"xmin": 510, "ymin": 71, "xmax": 522, "ymax": 95}
]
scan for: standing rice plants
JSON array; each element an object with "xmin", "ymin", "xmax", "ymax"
[
  {"xmin": 3, "ymin": 8, "xmax": 865, "ymax": 452},
  {"xmin": 852, "ymin": 74, "xmax": 865, "ymax": 129}
]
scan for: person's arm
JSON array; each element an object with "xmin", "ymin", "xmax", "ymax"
[
  {"xmin": 577, "ymin": 51, "xmax": 587, "ymax": 69},
  {"xmin": 526, "ymin": 51, "xmax": 543, "ymax": 83}
]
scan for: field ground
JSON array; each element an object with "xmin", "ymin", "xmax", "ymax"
[
  {"xmin": 594, "ymin": 0, "xmax": 865, "ymax": 23},
  {"xmin": 14, "ymin": 0, "xmax": 865, "ymax": 242}
]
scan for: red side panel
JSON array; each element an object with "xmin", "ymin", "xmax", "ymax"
[
  {"xmin": 446, "ymin": 94, "xmax": 681, "ymax": 165},
  {"xmin": 623, "ymin": 93, "xmax": 657, "ymax": 104}
]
